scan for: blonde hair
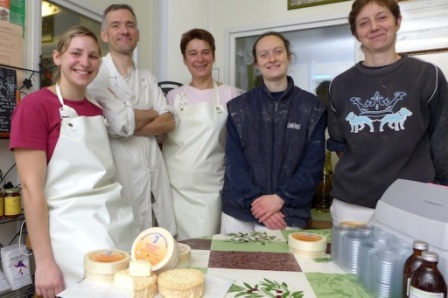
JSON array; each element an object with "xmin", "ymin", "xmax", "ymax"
[{"xmin": 52, "ymin": 25, "xmax": 101, "ymax": 84}]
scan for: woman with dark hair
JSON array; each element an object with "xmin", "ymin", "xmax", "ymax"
[
  {"xmin": 10, "ymin": 25, "xmax": 137, "ymax": 296},
  {"xmin": 221, "ymin": 31, "xmax": 326, "ymax": 233},
  {"xmin": 162, "ymin": 28, "xmax": 240, "ymax": 240},
  {"xmin": 327, "ymin": 0, "xmax": 448, "ymax": 225}
]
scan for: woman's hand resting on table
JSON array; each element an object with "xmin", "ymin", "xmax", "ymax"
[{"xmin": 34, "ymin": 260, "xmax": 64, "ymax": 298}]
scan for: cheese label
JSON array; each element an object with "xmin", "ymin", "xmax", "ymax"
[{"xmin": 133, "ymin": 231, "xmax": 169, "ymax": 265}]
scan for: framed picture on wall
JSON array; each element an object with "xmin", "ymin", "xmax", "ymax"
[{"xmin": 288, "ymin": 0, "xmax": 350, "ymax": 10}]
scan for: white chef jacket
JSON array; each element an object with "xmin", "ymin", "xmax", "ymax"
[{"xmin": 87, "ymin": 53, "xmax": 177, "ymax": 235}]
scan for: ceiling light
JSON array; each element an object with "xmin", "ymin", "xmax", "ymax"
[{"xmin": 42, "ymin": 1, "xmax": 61, "ymax": 17}]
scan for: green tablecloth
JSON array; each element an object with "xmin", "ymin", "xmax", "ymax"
[{"xmin": 181, "ymin": 229, "xmax": 370, "ymax": 298}]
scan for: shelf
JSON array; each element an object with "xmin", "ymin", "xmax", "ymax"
[
  {"xmin": 0, "ymin": 283, "xmax": 35, "ymax": 298},
  {"xmin": 0, "ymin": 214, "xmax": 24, "ymax": 225}
]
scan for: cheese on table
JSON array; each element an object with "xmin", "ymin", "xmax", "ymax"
[
  {"xmin": 113, "ymin": 269, "xmax": 157, "ymax": 298},
  {"xmin": 129, "ymin": 259, "xmax": 152, "ymax": 277},
  {"xmin": 288, "ymin": 232, "xmax": 327, "ymax": 258},
  {"xmin": 131, "ymin": 227, "xmax": 179, "ymax": 273},
  {"xmin": 176, "ymin": 243, "xmax": 192, "ymax": 268},
  {"xmin": 157, "ymin": 268, "xmax": 204, "ymax": 298},
  {"xmin": 84, "ymin": 249, "xmax": 130, "ymax": 283}
]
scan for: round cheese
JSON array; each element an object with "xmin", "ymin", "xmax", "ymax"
[
  {"xmin": 131, "ymin": 227, "xmax": 179, "ymax": 273},
  {"xmin": 158, "ymin": 268, "xmax": 204, "ymax": 298},
  {"xmin": 288, "ymin": 232, "xmax": 327, "ymax": 258},
  {"xmin": 339, "ymin": 221, "xmax": 368, "ymax": 228},
  {"xmin": 84, "ymin": 249, "xmax": 130, "ymax": 283},
  {"xmin": 129, "ymin": 259, "xmax": 152, "ymax": 277},
  {"xmin": 176, "ymin": 243, "xmax": 192, "ymax": 268},
  {"xmin": 113, "ymin": 269, "xmax": 157, "ymax": 291}
]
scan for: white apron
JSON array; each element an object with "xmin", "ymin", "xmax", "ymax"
[
  {"xmin": 163, "ymin": 82, "xmax": 227, "ymax": 240},
  {"xmin": 88, "ymin": 55, "xmax": 177, "ymax": 235},
  {"xmin": 45, "ymin": 84, "xmax": 138, "ymax": 287}
]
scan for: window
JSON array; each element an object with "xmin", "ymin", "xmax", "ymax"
[
  {"xmin": 40, "ymin": 1, "xmax": 105, "ymax": 87},
  {"xmin": 234, "ymin": 24, "xmax": 354, "ymax": 94}
]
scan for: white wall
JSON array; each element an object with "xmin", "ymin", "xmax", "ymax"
[
  {"xmin": 155, "ymin": 0, "xmax": 354, "ymax": 84},
  {"xmin": 153, "ymin": 0, "xmax": 210, "ymax": 83},
  {"xmin": 49, "ymin": 0, "xmax": 157, "ymax": 70}
]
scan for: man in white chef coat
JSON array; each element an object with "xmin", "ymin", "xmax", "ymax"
[{"xmin": 88, "ymin": 4, "xmax": 177, "ymax": 235}]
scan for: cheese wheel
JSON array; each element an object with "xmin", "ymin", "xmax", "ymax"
[
  {"xmin": 176, "ymin": 243, "xmax": 191, "ymax": 268},
  {"xmin": 158, "ymin": 268, "xmax": 204, "ymax": 298},
  {"xmin": 131, "ymin": 227, "xmax": 179, "ymax": 273},
  {"xmin": 113, "ymin": 269, "xmax": 157, "ymax": 298},
  {"xmin": 129, "ymin": 259, "xmax": 152, "ymax": 277},
  {"xmin": 340, "ymin": 221, "xmax": 368, "ymax": 228},
  {"xmin": 288, "ymin": 232, "xmax": 327, "ymax": 258},
  {"xmin": 84, "ymin": 249, "xmax": 130, "ymax": 283}
]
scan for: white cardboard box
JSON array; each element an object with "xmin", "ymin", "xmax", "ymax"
[{"xmin": 373, "ymin": 179, "xmax": 448, "ymax": 279}]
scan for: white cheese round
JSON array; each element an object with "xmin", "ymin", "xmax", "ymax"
[
  {"xmin": 83, "ymin": 249, "xmax": 130, "ymax": 283},
  {"xmin": 288, "ymin": 232, "xmax": 327, "ymax": 257},
  {"xmin": 158, "ymin": 268, "xmax": 204, "ymax": 298},
  {"xmin": 131, "ymin": 227, "xmax": 179, "ymax": 274},
  {"xmin": 129, "ymin": 259, "xmax": 152, "ymax": 277},
  {"xmin": 176, "ymin": 243, "xmax": 192, "ymax": 268}
]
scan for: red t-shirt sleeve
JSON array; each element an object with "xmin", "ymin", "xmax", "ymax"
[
  {"xmin": 10, "ymin": 88, "xmax": 104, "ymax": 162},
  {"xmin": 10, "ymin": 98, "xmax": 49, "ymax": 151},
  {"xmin": 9, "ymin": 89, "xmax": 60, "ymax": 161}
]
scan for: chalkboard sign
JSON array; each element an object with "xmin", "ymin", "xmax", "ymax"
[{"xmin": 0, "ymin": 67, "xmax": 17, "ymax": 138}]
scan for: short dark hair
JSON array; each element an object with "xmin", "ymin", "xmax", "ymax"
[
  {"xmin": 349, "ymin": 0, "xmax": 401, "ymax": 37},
  {"xmin": 180, "ymin": 28, "xmax": 216, "ymax": 59},
  {"xmin": 102, "ymin": 4, "xmax": 137, "ymax": 30}
]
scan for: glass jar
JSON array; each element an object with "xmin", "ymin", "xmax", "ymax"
[
  {"xmin": 409, "ymin": 251, "xmax": 447, "ymax": 298},
  {"xmin": 403, "ymin": 240, "xmax": 429, "ymax": 298},
  {"xmin": 315, "ymin": 151, "xmax": 333, "ymax": 212},
  {"xmin": 0, "ymin": 188, "xmax": 4, "ymax": 219},
  {"xmin": 3, "ymin": 187, "xmax": 22, "ymax": 219}
]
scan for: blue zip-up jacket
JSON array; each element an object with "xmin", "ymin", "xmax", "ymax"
[{"xmin": 222, "ymin": 76, "xmax": 327, "ymax": 228}]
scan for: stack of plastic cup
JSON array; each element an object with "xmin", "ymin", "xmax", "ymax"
[
  {"xmin": 331, "ymin": 224, "xmax": 355, "ymax": 266},
  {"xmin": 341, "ymin": 230, "xmax": 370, "ymax": 274},
  {"xmin": 371, "ymin": 248, "xmax": 407, "ymax": 297},
  {"xmin": 357, "ymin": 241, "xmax": 387, "ymax": 294}
]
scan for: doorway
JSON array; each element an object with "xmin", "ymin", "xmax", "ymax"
[{"xmin": 40, "ymin": 1, "xmax": 106, "ymax": 87}]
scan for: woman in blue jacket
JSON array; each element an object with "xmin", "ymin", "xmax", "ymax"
[{"xmin": 221, "ymin": 31, "xmax": 327, "ymax": 233}]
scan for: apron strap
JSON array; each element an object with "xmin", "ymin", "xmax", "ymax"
[
  {"xmin": 178, "ymin": 81, "xmax": 224, "ymax": 113},
  {"xmin": 56, "ymin": 82, "xmax": 79, "ymax": 119},
  {"xmin": 213, "ymin": 81, "xmax": 224, "ymax": 113}
]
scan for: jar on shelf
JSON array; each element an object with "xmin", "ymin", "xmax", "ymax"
[
  {"xmin": 3, "ymin": 187, "xmax": 22, "ymax": 219},
  {"xmin": 0, "ymin": 188, "xmax": 4, "ymax": 219}
]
